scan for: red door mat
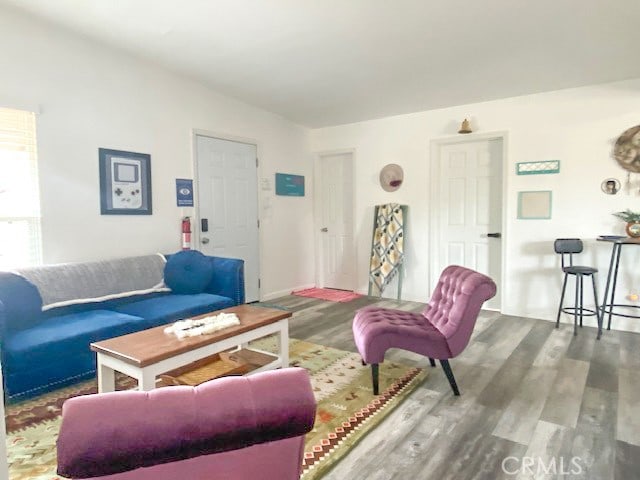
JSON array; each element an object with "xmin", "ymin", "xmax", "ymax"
[{"xmin": 292, "ymin": 288, "xmax": 362, "ymax": 303}]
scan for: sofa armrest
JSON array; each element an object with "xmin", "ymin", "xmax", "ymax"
[
  {"xmin": 0, "ymin": 301, "xmax": 6, "ymax": 348},
  {"xmin": 0, "ymin": 272, "xmax": 43, "ymax": 333},
  {"xmin": 57, "ymin": 368, "xmax": 316, "ymax": 478},
  {"xmin": 206, "ymin": 256, "xmax": 245, "ymax": 305}
]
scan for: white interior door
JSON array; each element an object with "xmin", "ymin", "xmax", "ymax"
[
  {"xmin": 435, "ymin": 138, "xmax": 502, "ymax": 309},
  {"xmin": 319, "ymin": 153, "xmax": 355, "ymax": 290},
  {"xmin": 195, "ymin": 135, "xmax": 260, "ymax": 302}
]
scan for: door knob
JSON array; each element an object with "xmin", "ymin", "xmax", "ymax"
[
  {"xmin": 320, "ymin": 227, "xmax": 328, "ymax": 232},
  {"xmin": 487, "ymin": 232, "xmax": 501, "ymax": 238},
  {"xmin": 201, "ymin": 237, "xmax": 210, "ymax": 244}
]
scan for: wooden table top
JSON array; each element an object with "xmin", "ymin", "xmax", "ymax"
[{"xmin": 90, "ymin": 305, "xmax": 291, "ymax": 367}]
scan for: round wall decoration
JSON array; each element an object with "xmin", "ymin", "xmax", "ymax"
[
  {"xmin": 601, "ymin": 177, "xmax": 620, "ymax": 195},
  {"xmin": 379, "ymin": 164, "xmax": 404, "ymax": 192},
  {"xmin": 613, "ymin": 124, "xmax": 640, "ymax": 173}
]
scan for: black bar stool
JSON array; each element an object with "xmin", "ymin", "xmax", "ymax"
[{"xmin": 554, "ymin": 238, "xmax": 602, "ymax": 338}]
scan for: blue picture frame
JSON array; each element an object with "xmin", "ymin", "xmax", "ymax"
[
  {"xmin": 99, "ymin": 148, "xmax": 152, "ymax": 215},
  {"xmin": 275, "ymin": 173, "xmax": 305, "ymax": 196},
  {"xmin": 176, "ymin": 178, "xmax": 194, "ymax": 207}
]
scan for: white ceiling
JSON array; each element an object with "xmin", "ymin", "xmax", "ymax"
[{"xmin": 4, "ymin": 0, "xmax": 640, "ymax": 127}]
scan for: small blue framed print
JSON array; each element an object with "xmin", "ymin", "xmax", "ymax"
[
  {"xmin": 176, "ymin": 179, "xmax": 194, "ymax": 207},
  {"xmin": 275, "ymin": 173, "xmax": 305, "ymax": 196}
]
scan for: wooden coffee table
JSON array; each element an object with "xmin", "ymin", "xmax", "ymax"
[{"xmin": 90, "ymin": 305, "xmax": 291, "ymax": 392}]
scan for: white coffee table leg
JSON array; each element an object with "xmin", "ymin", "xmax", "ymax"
[
  {"xmin": 97, "ymin": 355, "xmax": 115, "ymax": 393},
  {"xmin": 278, "ymin": 319, "xmax": 289, "ymax": 368},
  {"xmin": 137, "ymin": 370, "xmax": 157, "ymax": 391}
]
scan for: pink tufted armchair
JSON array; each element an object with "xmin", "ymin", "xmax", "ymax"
[
  {"xmin": 57, "ymin": 368, "xmax": 316, "ymax": 479},
  {"xmin": 353, "ymin": 265, "xmax": 496, "ymax": 395}
]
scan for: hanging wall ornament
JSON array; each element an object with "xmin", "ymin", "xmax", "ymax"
[
  {"xmin": 379, "ymin": 164, "xmax": 404, "ymax": 192},
  {"xmin": 613, "ymin": 125, "xmax": 640, "ymax": 173}
]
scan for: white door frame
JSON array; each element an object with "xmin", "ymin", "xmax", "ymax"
[
  {"xmin": 192, "ymin": 129, "xmax": 262, "ymax": 300},
  {"xmin": 313, "ymin": 149, "xmax": 357, "ymax": 290},
  {"xmin": 429, "ymin": 131, "xmax": 508, "ymax": 312}
]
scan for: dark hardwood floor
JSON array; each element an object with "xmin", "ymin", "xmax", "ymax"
[{"xmin": 258, "ymin": 295, "xmax": 640, "ymax": 480}]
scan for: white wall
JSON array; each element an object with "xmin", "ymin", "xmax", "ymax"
[
  {"xmin": 3, "ymin": 5, "xmax": 639, "ymax": 329},
  {"xmin": 311, "ymin": 78, "xmax": 640, "ymax": 333},
  {"xmin": 0, "ymin": 6, "xmax": 315, "ymax": 300}
]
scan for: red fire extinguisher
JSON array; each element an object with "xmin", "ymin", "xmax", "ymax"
[{"xmin": 181, "ymin": 217, "xmax": 191, "ymax": 250}]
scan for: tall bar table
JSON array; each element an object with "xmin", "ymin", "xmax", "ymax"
[{"xmin": 597, "ymin": 236, "xmax": 640, "ymax": 330}]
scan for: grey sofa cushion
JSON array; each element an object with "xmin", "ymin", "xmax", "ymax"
[{"xmin": 15, "ymin": 254, "xmax": 169, "ymax": 310}]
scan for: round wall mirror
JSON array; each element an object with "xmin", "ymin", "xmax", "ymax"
[
  {"xmin": 613, "ymin": 125, "xmax": 640, "ymax": 172},
  {"xmin": 601, "ymin": 178, "xmax": 620, "ymax": 195}
]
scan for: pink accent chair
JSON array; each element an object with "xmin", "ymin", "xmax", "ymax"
[
  {"xmin": 57, "ymin": 368, "xmax": 316, "ymax": 479},
  {"xmin": 353, "ymin": 265, "xmax": 496, "ymax": 396}
]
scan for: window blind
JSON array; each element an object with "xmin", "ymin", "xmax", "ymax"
[{"xmin": 0, "ymin": 107, "xmax": 42, "ymax": 269}]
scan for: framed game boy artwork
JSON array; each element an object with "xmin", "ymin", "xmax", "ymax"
[{"xmin": 99, "ymin": 148, "xmax": 152, "ymax": 215}]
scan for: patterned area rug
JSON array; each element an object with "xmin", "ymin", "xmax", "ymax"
[
  {"xmin": 292, "ymin": 287, "xmax": 363, "ymax": 303},
  {"xmin": 5, "ymin": 339, "xmax": 426, "ymax": 480}
]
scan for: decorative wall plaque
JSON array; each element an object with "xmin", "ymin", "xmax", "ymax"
[{"xmin": 516, "ymin": 160, "xmax": 560, "ymax": 175}]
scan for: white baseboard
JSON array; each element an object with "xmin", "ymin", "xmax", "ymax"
[{"xmin": 260, "ymin": 283, "xmax": 316, "ymax": 302}]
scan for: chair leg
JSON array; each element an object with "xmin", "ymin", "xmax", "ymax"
[
  {"xmin": 573, "ymin": 275, "xmax": 579, "ymax": 336},
  {"xmin": 579, "ymin": 275, "xmax": 584, "ymax": 328},
  {"xmin": 556, "ymin": 274, "xmax": 568, "ymax": 328},
  {"xmin": 440, "ymin": 360, "xmax": 460, "ymax": 396},
  {"xmin": 371, "ymin": 363, "xmax": 379, "ymax": 395},
  {"xmin": 429, "ymin": 357, "xmax": 436, "ymax": 367}
]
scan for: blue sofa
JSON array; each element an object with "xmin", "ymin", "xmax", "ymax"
[{"xmin": 0, "ymin": 250, "xmax": 244, "ymax": 401}]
